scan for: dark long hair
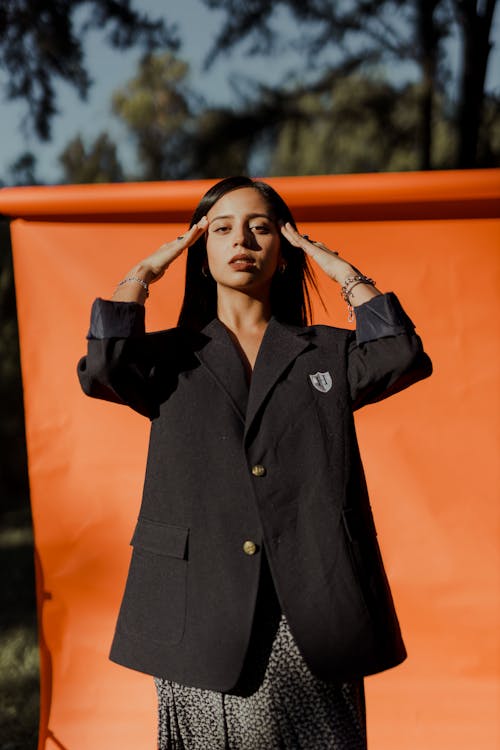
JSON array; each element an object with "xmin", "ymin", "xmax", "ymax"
[{"xmin": 177, "ymin": 176, "xmax": 318, "ymax": 331}]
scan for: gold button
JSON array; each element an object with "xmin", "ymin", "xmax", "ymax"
[
  {"xmin": 251, "ymin": 464, "xmax": 266, "ymax": 477},
  {"xmin": 243, "ymin": 540, "xmax": 258, "ymax": 555}
]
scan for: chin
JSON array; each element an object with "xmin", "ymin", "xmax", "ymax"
[{"xmin": 218, "ymin": 274, "xmax": 272, "ymax": 293}]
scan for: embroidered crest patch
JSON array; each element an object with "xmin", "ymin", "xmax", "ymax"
[{"xmin": 309, "ymin": 371, "xmax": 333, "ymax": 393}]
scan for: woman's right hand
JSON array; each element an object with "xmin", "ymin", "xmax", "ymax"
[{"xmin": 112, "ymin": 216, "xmax": 208, "ymax": 302}]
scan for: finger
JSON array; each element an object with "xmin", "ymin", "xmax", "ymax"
[
  {"xmin": 280, "ymin": 222, "xmax": 307, "ymax": 248},
  {"xmin": 175, "ymin": 216, "xmax": 208, "ymax": 249},
  {"xmin": 281, "ymin": 223, "xmax": 322, "ymax": 256},
  {"xmin": 282, "ymin": 223, "xmax": 339, "ymax": 257},
  {"xmin": 281, "ymin": 223, "xmax": 319, "ymax": 248},
  {"xmin": 188, "ymin": 216, "xmax": 208, "ymax": 241}
]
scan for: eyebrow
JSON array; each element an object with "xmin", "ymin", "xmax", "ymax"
[{"xmin": 209, "ymin": 212, "xmax": 274, "ymax": 224}]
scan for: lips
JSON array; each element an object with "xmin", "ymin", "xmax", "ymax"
[{"xmin": 229, "ymin": 253, "xmax": 256, "ymax": 268}]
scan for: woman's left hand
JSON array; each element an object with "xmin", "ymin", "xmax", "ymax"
[{"xmin": 281, "ymin": 222, "xmax": 355, "ymax": 285}]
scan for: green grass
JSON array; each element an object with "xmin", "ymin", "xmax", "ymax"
[{"xmin": 0, "ymin": 510, "xmax": 39, "ymax": 750}]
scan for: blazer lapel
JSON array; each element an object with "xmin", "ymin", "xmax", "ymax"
[
  {"xmin": 193, "ymin": 319, "xmax": 248, "ymax": 423},
  {"xmin": 245, "ymin": 318, "xmax": 313, "ymax": 439}
]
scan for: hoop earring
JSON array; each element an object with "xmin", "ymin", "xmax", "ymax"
[
  {"xmin": 278, "ymin": 261, "xmax": 287, "ymax": 274},
  {"xmin": 202, "ymin": 264, "xmax": 209, "ymax": 278}
]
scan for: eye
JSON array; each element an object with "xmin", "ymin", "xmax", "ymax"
[
  {"xmin": 212, "ymin": 225, "xmax": 230, "ymax": 233},
  {"xmin": 250, "ymin": 224, "xmax": 271, "ymax": 234}
]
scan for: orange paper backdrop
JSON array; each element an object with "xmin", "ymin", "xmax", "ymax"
[{"xmin": 1, "ymin": 171, "xmax": 499, "ymax": 749}]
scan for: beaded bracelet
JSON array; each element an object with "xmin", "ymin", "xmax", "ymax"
[
  {"xmin": 340, "ymin": 275, "xmax": 375, "ymax": 301},
  {"xmin": 340, "ymin": 275, "xmax": 375, "ymax": 322},
  {"xmin": 117, "ymin": 276, "xmax": 149, "ymax": 297}
]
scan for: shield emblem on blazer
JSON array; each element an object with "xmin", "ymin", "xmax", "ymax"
[{"xmin": 309, "ymin": 371, "xmax": 333, "ymax": 393}]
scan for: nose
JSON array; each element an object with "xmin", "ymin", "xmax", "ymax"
[{"xmin": 232, "ymin": 221, "xmax": 255, "ymax": 249}]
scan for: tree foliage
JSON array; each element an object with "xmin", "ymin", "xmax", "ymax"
[
  {"xmin": 0, "ymin": 0, "xmax": 178, "ymax": 140},
  {"xmin": 267, "ymin": 76, "xmax": 452, "ymax": 176},
  {"xmin": 184, "ymin": 71, "xmax": 459, "ymax": 178},
  {"xmin": 200, "ymin": 0, "xmax": 499, "ymax": 169},
  {"xmin": 3, "ymin": 0, "xmax": 498, "ymax": 180},
  {"xmin": 59, "ymin": 133, "xmax": 124, "ymax": 184},
  {"xmin": 2, "ymin": 152, "xmax": 42, "ymax": 187},
  {"xmin": 111, "ymin": 52, "xmax": 195, "ymax": 180}
]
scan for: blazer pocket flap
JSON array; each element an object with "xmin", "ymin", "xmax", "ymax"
[{"xmin": 130, "ymin": 517, "xmax": 189, "ymax": 559}]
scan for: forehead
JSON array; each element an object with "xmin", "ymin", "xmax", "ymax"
[{"xmin": 207, "ymin": 187, "xmax": 271, "ymax": 219}]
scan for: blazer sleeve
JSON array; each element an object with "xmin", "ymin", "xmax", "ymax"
[
  {"xmin": 77, "ymin": 298, "xmax": 165, "ymax": 419},
  {"xmin": 347, "ymin": 292, "xmax": 432, "ymax": 410}
]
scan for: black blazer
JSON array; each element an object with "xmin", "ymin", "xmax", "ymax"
[{"xmin": 77, "ymin": 292, "xmax": 432, "ymax": 690}]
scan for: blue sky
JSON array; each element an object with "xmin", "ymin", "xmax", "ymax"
[{"xmin": 1, "ymin": 0, "xmax": 499, "ymax": 183}]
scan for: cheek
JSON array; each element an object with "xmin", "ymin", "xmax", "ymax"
[
  {"xmin": 267, "ymin": 238, "xmax": 282, "ymax": 268},
  {"xmin": 205, "ymin": 237, "xmax": 220, "ymax": 267}
]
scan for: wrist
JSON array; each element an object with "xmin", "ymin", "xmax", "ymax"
[
  {"xmin": 114, "ymin": 276, "xmax": 149, "ymax": 301},
  {"xmin": 130, "ymin": 262, "xmax": 159, "ymax": 284},
  {"xmin": 339, "ymin": 272, "xmax": 378, "ymax": 322},
  {"xmin": 332, "ymin": 262, "xmax": 357, "ymax": 285}
]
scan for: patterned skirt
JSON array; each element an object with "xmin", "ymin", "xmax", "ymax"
[{"xmin": 154, "ymin": 556, "xmax": 367, "ymax": 750}]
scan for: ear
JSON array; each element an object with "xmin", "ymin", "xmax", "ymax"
[
  {"xmin": 277, "ymin": 256, "xmax": 287, "ymax": 274},
  {"xmin": 201, "ymin": 258, "xmax": 211, "ymax": 277}
]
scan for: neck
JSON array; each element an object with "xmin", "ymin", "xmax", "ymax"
[{"xmin": 216, "ymin": 285, "xmax": 272, "ymax": 333}]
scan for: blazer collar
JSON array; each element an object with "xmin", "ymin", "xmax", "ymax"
[
  {"xmin": 245, "ymin": 318, "xmax": 313, "ymax": 438},
  {"xmin": 194, "ymin": 317, "xmax": 314, "ymax": 433},
  {"xmin": 194, "ymin": 318, "xmax": 249, "ymax": 422}
]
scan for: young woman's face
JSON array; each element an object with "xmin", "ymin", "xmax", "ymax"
[{"xmin": 205, "ymin": 187, "xmax": 282, "ymax": 295}]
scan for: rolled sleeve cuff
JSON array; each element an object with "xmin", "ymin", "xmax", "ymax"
[
  {"xmin": 86, "ymin": 298, "xmax": 146, "ymax": 339},
  {"xmin": 355, "ymin": 292, "xmax": 415, "ymax": 344}
]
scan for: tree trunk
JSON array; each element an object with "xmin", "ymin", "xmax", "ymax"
[
  {"xmin": 417, "ymin": 0, "xmax": 441, "ymax": 170},
  {"xmin": 455, "ymin": 0, "xmax": 498, "ymax": 167}
]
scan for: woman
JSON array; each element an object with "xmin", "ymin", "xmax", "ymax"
[{"xmin": 78, "ymin": 176, "xmax": 432, "ymax": 749}]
